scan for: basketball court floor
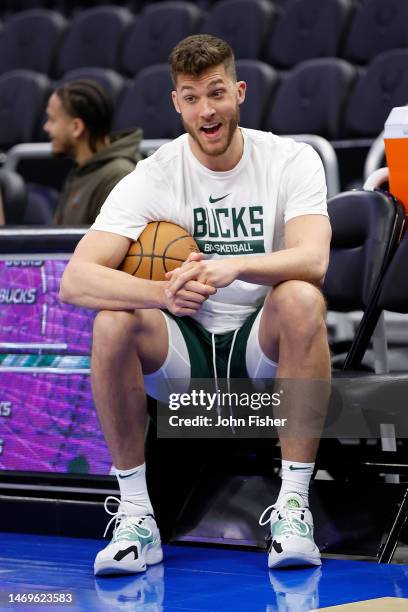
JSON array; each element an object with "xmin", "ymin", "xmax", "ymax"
[{"xmin": 1, "ymin": 532, "xmax": 407, "ymax": 610}]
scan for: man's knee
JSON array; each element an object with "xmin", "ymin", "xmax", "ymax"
[
  {"xmin": 265, "ymin": 280, "xmax": 326, "ymax": 338},
  {"xmin": 93, "ymin": 309, "xmax": 145, "ymax": 348}
]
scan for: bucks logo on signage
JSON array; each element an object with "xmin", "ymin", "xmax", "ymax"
[{"xmin": 193, "ymin": 197, "xmax": 265, "ymax": 255}]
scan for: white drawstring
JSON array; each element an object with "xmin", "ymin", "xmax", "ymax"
[
  {"xmin": 227, "ymin": 329, "xmax": 239, "ymax": 380},
  {"xmin": 211, "ymin": 333, "xmax": 221, "ymax": 418},
  {"xmin": 211, "ymin": 329, "xmax": 239, "ymax": 426}
]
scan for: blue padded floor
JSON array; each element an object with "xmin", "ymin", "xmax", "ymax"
[{"xmin": 0, "ymin": 532, "xmax": 407, "ymax": 610}]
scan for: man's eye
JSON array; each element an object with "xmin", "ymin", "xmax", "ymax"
[
  {"xmin": 185, "ymin": 96, "xmax": 195, "ymax": 103},
  {"xmin": 213, "ymin": 90, "xmax": 224, "ymax": 97}
]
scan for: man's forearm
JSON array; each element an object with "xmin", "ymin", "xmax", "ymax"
[
  {"xmin": 236, "ymin": 248, "xmax": 328, "ymax": 287},
  {"xmin": 60, "ymin": 261, "xmax": 166, "ymax": 311}
]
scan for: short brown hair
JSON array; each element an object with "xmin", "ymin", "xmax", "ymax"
[{"xmin": 169, "ymin": 34, "xmax": 236, "ymax": 85}]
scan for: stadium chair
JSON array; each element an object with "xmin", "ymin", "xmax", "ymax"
[
  {"xmin": 201, "ymin": 0, "xmax": 276, "ymax": 60},
  {"xmin": 265, "ymin": 0, "xmax": 353, "ymax": 69},
  {"xmin": 58, "ymin": 67, "xmax": 125, "ymax": 105},
  {"xmin": 0, "ymin": 70, "xmax": 51, "ymax": 150},
  {"xmin": 0, "ymin": 9, "xmax": 66, "ymax": 76},
  {"xmin": 121, "ymin": 2, "xmax": 203, "ymax": 77},
  {"xmin": 323, "ymin": 189, "xmax": 405, "ymax": 368},
  {"xmin": 55, "ymin": 6, "xmax": 134, "ymax": 77},
  {"xmin": 236, "ymin": 59, "xmax": 279, "ymax": 129},
  {"xmin": 342, "ymin": 49, "xmax": 408, "ymax": 139},
  {"xmin": 113, "ymin": 64, "xmax": 182, "ymax": 139},
  {"xmin": 266, "ymin": 58, "xmax": 357, "ymax": 139},
  {"xmin": 342, "ymin": 0, "xmax": 408, "ymax": 65},
  {"xmin": 0, "ymin": 168, "xmax": 27, "ymax": 224},
  {"xmin": 327, "ymin": 219, "xmax": 408, "ymax": 562}
]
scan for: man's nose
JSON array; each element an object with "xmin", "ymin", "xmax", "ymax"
[{"xmin": 199, "ymin": 99, "xmax": 216, "ymax": 119}]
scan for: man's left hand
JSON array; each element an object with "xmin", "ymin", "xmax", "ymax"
[{"xmin": 165, "ymin": 256, "xmax": 239, "ymax": 296}]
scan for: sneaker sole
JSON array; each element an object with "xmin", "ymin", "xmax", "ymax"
[
  {"xmin": 268, "ymin": 550, "xmax": 321, "ymax": 569},
  {"xmin": 94, "ymin": 543, "xmax": 163, "ymax": 576}
]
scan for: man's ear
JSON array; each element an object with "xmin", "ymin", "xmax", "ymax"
[
  {"xmin": 172, "ymin": 90, "xmax": 181, "ymax": 114},
  {"xmin": 71, "ymin": 117, "xmax": 86, "ymax": 139},
  {"xmin": 237, "ymin": 80, "xmax": 246, "ymax": 106}
]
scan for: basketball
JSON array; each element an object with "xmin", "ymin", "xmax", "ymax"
[{"xmin": 119, "ymin": 221, "xmax": 200, "ymax": 281}]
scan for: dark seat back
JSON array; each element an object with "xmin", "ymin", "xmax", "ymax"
[
  {"xmin": 201, "ymin": 0, "xmax": 276, "ymax": 59},
  {"xmin": 324, "ymin": 189, "xmax": 404, "ymax": 313},
  {"xmin": 266, "ymin": 0, "xmax": 352, "ymax": 69},
  {"xmin": 0, "ymin": 9, "xmax": 66, "ymax": 76},
  {"xmin": 236, "ymin": 59, "xmax": 279, "ymax": 129},
  {"xmin": 266, "ymin": 58, "xmax": 357, "ymax": 139},
  {"xmin": 56, "ymin": 6, "xmax": 133, "ymax": 76},
  {"xmin": 113, "ymin": 65, "xmax": 182, "ymax": 139},
  {"xmin": 342, "ymin": 0, "xmax": 408, "ymax": 65},
  {"xmin": 0, "ymin": 70, "xmax": 51, "ymax": 149},
  {"xmin": 0, "ymin": 168, "xmax": 27, "ymax": 224},
  {"xmin": 324, "ymin": 189, "xmax": 405, "ymax": 369},
  {"xmin": 121, "ymin": 2, "xmax": 202, "ymax": 76},
  {"xmin": 343, "ymin": 49, "xmax": 408, "ymax": 138}
]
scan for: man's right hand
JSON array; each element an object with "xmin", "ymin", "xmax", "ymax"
[{"xmin": 162, "ymin": 279, "xmax": 216, "ymax": 317}]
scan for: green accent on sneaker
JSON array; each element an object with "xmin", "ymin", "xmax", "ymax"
[
  {"xmin": 287, "ymin": 498, "xmax": 301, "ymax": 509},
  {"xmin": 113, "ymin": 522, "xmax": 155, "ymax": 548},
  {"xmin": 272, "ymin": 517, "xmax": 310, "ymax": 538}
]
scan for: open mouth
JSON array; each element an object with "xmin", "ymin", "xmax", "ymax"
[{"xmin": 200, "ymin": 123, "xmax": 222, "ymax": 137}]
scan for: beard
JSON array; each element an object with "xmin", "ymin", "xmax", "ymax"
[
  {"xmin": 50, "ymin": 137, "xmax": 76, "ymax": 160},
  {"xmin": 181, "ymin": 105, "xmax": 240, "ymax": 157}
]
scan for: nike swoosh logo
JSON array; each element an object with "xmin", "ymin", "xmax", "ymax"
[
  {"xmin": 118, "ymin": 469, "xmax": 139, "ymax": 479},
  {"xmin": 289, "ymin": 466, "xmax": 310, "ymax": 471},
  {"xmin": 114, "ymin": 546, "xmax": 139, "ymax": 561},
  {"xmin": 209, "ymin": 193, "xmax": 230, "ymax": 204}
]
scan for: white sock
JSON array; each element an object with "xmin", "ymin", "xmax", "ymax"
[
  {"xmin": 114, "ymin": 463, "xmax": 154, "ymax": 517},
  {"xmin": 276, "ymin": 459, "xmax": 315, "ymax": 507}
]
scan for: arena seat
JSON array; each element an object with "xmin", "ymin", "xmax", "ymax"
[
  {"xmin": 0, "ymin": 9, "xmax": 66, "ymax": 76},
  {"xmin": 0, "ymin": 70, "xmax": 51, "ymax": 150},
  {"xmin": 327, "ymin": 222, "xmax": 408, "ymax": 562},
  {"xmin": 342, "ymin": 0, "xmax": 408, "ymax": 65},
  {"xmin": 121, "ymin": 2, "xmax": 203, "ymax": 76},
  {"xmin": 113, "ymin": 64, "xmax": 182, "ymax": 139},
  {"xmin": 0, "ymin": 168, "xmax": 27, "ymax": 224},
  {"xmin": 236, "ymin": 59, "xmax": 279, "ymax": 130},
  {"xmin": 265, "ymin": 0, "xmax": 353, "ymax": 69},
  {"xmin": 266, "ymin": 58, "xmax": 358, "ymax": 139},
  {"xmin": 55, "ymin": 6, "xmax": 134, "ymax": 77},
  {"xmin": 323, "ymin": 188, "xmax": 405, "ymax": 367},
  {"xmin": 201, "ymin": 0, "xmax": 276, "ymax": 59},
  {"xmin": 58, "ymin": 67, "xmax": 125, "ymax": 105},
  {"xmin": 323, "ymin": 190, "xmax": 404, "ymax": 352},
  {"xmin": 342, "ymin": 49, "xmax": 408, "ymax": 139}
]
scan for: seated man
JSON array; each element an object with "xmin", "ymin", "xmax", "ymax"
[
  {"xmin": 44, "ymin": 79, "xmax": 142, "ymax": 225},
  {"xmin": 60, "ymin": 34, "xmax": 331, "ymax": 575}
]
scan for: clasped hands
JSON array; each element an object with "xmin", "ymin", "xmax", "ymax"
[{"xmin": 163, "ymin": 252, "xmax": 239, "ymax": 316}]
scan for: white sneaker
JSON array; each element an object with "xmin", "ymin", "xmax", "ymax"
[
  {"xmin": 94, "ymin": 496, "xmax": 163, "ymax": 576},
  {"xmin": 259, "ymin": 493, "xmax": 321, "ymax": 569}
]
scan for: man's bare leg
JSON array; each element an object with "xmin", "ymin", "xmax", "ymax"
[
  {"xmin": 258, "ymin": 279, "xmax": 331, "ymax": 462},
  {"xmin": 91, "ymin": 308, "xmax": 168, "ymax": 469},
  {"xmin": 92, "ymin": 308, "xmax": 168, "ymax": 576},
  {"xmin": 257, "ymin": 280, "xmax": 330, "ymax": 568}
]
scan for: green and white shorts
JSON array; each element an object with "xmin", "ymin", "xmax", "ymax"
[{"xmin": 144, "ymin": 307, "xmax": 278, "ymax": 399}]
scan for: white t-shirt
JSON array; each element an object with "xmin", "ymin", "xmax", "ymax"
[{"xmin": 92, "ymin": 128, "xmax": 328, "ymax": 333}]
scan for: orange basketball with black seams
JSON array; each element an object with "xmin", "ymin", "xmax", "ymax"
[{"xmin": 119, "ymin": 221, "xmax": 200, "ymax": 281}]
